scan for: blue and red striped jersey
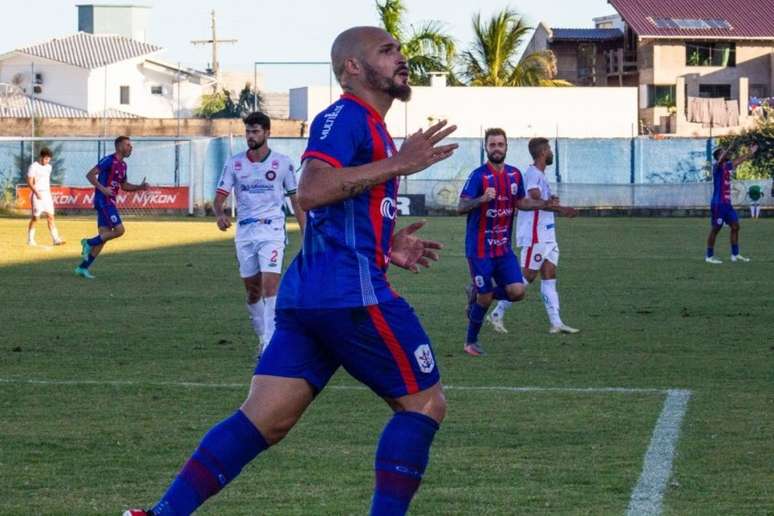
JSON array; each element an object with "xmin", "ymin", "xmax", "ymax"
[
  {"xmin": 93, "ymin": 154, "xmax": 127, "ymax": 209},
  {"xmin": 460, "ymin": 163, "xmax": 525, "ymax": 258},
  {"xmin": 277, "ymin": 93, "xmax": 400, "ymax": 309},
  {"xmin": 711, "ymin": 161, "xmax": 733, "ymax": 205}
]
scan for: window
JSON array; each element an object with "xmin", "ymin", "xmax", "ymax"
[
  {"xmin": 120, "ymin": 86, "xmax": 130, "ymax": 104},
  {"xmin": 699, "ymin": 84, "xmax": 731, "ymax": 99},
  {"xmin": 647, "ymin": 85, "xmax": 676, "ymax": 108},
  {"xmin": 651, "ymin": 18, "xmax": 731, "ymax": 30},
  {"xmin": 686, "ymin": 42, "xmax": 735, "ymax": 67},
  {"xmin": 750, "ymin": 84, "xmax": 769, "ymax": 98},
  {"xmin": 150, "ymin": 85, "xmax": 163, "ymax": 95}
]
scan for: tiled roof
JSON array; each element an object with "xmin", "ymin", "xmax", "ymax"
[
  {"xmin": 0, "ymin": 96, "xmax": 138, "ymax": 118},
  {"xmin": 16, "ymin": 32, "xmax": 161, "ymax": 69},
  {"xmin": 609, "ymin": 0, "xmax": 774, "ymax": 39},
  {"xmin": 550, "ymin": 28, "xmax": 624, "ymax": 42}
]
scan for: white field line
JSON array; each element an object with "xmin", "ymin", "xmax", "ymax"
[
  {"xmin": 626, "ymin": 389, "xmax": 692, "ymax": 516},
  {"xmin": 0, "ymin": 377, "xmax": 691, "ymax": 516},
  {"xmin": 0, "ymin": 377, "xmax": 668, "ymax": 394}
]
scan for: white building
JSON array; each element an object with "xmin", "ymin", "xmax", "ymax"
[{"xmin": 0, "ymin": 5, "xmax": 215, "ymax": 119}]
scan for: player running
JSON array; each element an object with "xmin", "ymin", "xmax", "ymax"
[
  {"xmin": 705, "ymin": 143, "xmax": 758, "ymax": 264},
  {"xmin": 75, "ymin": 136, "xmax": 149, "ymax": 279},
  {"xmin": 26, "ymin": 147, "xmax": 65, "ymax": 246},
  {"xmin": 458, "ymin": 129, "xmax": 557, "ymax": 356},
  {"xmin": 489, "ymin": 138, "xmax": 579, "ymax": 335},
  {"xmin": 124, "ymin": 26, "xmax": 457, "ymax": 516},
  {"xmin": 214, "ymin": 112, "xmax": 305, "ymax": 355}
]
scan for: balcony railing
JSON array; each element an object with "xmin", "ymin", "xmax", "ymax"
[{"xmin": 605, "ymin": 49, "xmax": 638, "ymax": 76}]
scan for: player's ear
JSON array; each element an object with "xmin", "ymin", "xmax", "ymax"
[{"xmin": 344, "ymin": 57, "xmax": 360, "ymax": 76}]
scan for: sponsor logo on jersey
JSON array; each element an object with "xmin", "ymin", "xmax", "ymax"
[
  {"xmin": 414, "ymin": 344, "xmax": 435, "ymax": 373},
  {"xmin": 486, "ymin": 207, "xmax": 513, "ymax": 218},
  {"xmin": 380, "ymin": 197, "xmax": 397, "ymax": 220},
  {"xmin": 320, "ymin": 104, "xmax": 344, "ymax": 140},
  {"xmin": 234, "ymin": 161, "xmax": 242, "ymax": 171},
  {"xmin": 265, "ymin": 170, "xmax": 277, "ymax": 181},
  {"xmin": 240, "ymin": 183, "xmax": 274, "ymax": 193},
  {"xmin": 510, "ymin": 183, "xmax": 518, "ymax": 195},
  {"xmin": 486, "ymin": 237, "xmax": 509, "ymax": 247},
  {"xmin": 271, "ymin": 160, "xmax": 279, "ymax": 170}
]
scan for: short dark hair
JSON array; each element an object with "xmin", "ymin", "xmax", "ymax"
[
  {"xmin": 243, "ymin": 112, "xmax": 271, "ymax": 131},
  {"xmin": 484, "ymin": 127, "xmax": 507, "ymax": 145},
  {"xmin": 114, "ymin": 136, "xmax": 130, "ymax": 148},
  {"xmin": 39, "ymin": 147, "xmax": 52, "ymax": 158},
  {"xmin": 713, "ymin": 148, "xmax": 724, "ymax": 161},
  {"xmin": 528, "ymin": 137, "xmax": 551, "ymax": 159}
]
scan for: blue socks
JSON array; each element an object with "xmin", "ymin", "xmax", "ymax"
[
  {"xmin": 87, "ymin": 235, "xmax": 103, "ymax": 246},
  {"xmin": 152, "ymin": 410, "xmax": 269, "ymax": 516},
  {"xmin": 706, "ymin": 247, "xmax": 714, "ymax": 258},
  {"xmin": 370, "ymin": 411, "xmax": 439, "ymax": 516},
  {"xmin": 78, "ymin": 254, "xmax": 95, "ymax": 270},
  {"xmin": 466, "ymin": 303, "xmax": 486, "ymax": 344},
  {"xmin": 731, "ymin": 244, "xmax": 739, "ymax": 256}
]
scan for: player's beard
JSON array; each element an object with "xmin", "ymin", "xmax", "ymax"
[
  {"xmin": 363, "ymin": 62, "xmax": 411, "ymax": 101},
  {"xmin": 546, "ymin": 153, "xmax": 554, "ymax": 166},
  {"xmin": 487, "ymin": 151, "xmax": 506, "ymax": 165},
  {"xmin": 247, "ymin": 137, "xmax": 266, "ymax": 150}
]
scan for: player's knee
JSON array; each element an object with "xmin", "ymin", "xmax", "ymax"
[
  {"xmin": 476, "ymin": 293, "xmax": 493, "ymax": 307},
  {"xmin": 426, "ymin": 390, "xmax": 447, "ymax": 423},
  {"xmin": 506, "ymin": 286, "xmax": 526, "ymax": 302},
  {"xmin": 114, "ymin": 226, "xmax": 126, "ymax": 238}
]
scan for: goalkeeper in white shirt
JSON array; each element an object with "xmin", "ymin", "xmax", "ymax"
[{"xmin": 488, "ymin": 137, "xmax": 579, "ymax": 335}]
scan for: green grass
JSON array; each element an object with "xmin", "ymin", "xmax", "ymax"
[{"xmin": 1, "ymin": 216, "xmax": 772, "ymax": 515}]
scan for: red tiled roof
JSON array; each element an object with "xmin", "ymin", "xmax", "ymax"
[{"xmin": 609, "ymin": 0, "xmax": 774, "ymax": 39}]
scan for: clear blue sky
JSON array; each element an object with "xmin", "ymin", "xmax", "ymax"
[{"xmin": 1, "ymin": 0, "xmax": 617, "ymax": 88}]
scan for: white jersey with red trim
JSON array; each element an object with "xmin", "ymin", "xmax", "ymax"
[
  {"xmin": 516, "ymin": 164, "xmax": 557, "ymax": 246},
  {"xmin": 216, "ymin": 150, "xmax": 297, "ymax": 242}
]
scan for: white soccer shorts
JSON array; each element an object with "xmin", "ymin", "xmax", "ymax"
[
  {"xmin": 236, "ymin": 239, "xmax": 285, "ymax": 278},
  {"xmin": 520, "ymin": 242, "xmax": 559, "ymax": 271},
  {"xmin": 32, "ymin": 192, "xmax": 55, "ymax": 217}
]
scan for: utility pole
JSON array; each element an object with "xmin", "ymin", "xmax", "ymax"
[{"xmin": 191, "ymin": 10, "xmax": 237, "ymax": 89}]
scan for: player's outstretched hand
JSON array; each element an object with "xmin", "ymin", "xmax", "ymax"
[
  {"xmin": 216, "ymin": 214, "xmax": 231, "ymax": 231},
  {"xmin": 140, "ymin": 176, "xmax": 150, "ymax": 190},
  {"xmin": 396, "ymin": 120, "xmax": 458, "ymax": 176},
  {"xmin": 391, "ymin": 220, "xmax": 443, "ymax": 273}
]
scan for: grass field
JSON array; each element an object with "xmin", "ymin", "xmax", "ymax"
[{"xmin": 1, "ymin": 215, "xmax": 772, "ymax": 515}]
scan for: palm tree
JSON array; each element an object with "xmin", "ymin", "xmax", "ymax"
[
  {"xmin": 462, "ymin": 9, "xmax": 571, "ymax": 87},
  {"xmin": 376, "ymin": 0, "xmax": 458, "ymax": 85}
]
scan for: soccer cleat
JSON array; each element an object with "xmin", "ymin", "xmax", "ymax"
[
  {"xmin": 730, "ymin": 254, "xmax": 750, "ymax": 262},
  {"xmin": 74, "ymin": 266, "xmax": 95, "ymax": 279},
  {"xmin": 80, "ymin": 238, "xmax": 91, "ymax": 258},
  {"xmin": 53, "ymin": 239, "xmax": 66, "ymax": 246},
  {"xmin": 486, "ymin": 313, "xmax": 508, "ymax": 334},
  {"xmin": 549, "ymin": 324, "xmax": 580, "ymax": 334},
  {"xmin": 704, "ymin": 256, "xmax": 722, "ymax": 264},
  {"xmin": 123, "ymin": 510, "xmax": 154, "ymax": 516},
  {"xmin": 464, "ymin": 343, "xmax": 486, "ymax": 356},
  {"xmin": 27, "ymin": 240, "xmax": 37, "ymax": 246}
]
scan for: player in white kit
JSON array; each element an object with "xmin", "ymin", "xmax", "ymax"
[
  {"xmin": 26, "ymin": 147, "xmax": 65, "ymax": 246},
  {"xmin": 489, "ymin": 138, "xmax": 579, "ymax": 334},
  {"xmin": 214, "ymin": 112, "xmax": 306, "ymax": 354}
]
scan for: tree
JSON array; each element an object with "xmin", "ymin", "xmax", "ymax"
[
  {"xmin": 376, "ymin": 0, "xmax": 458, "ymax": 85},
  {"xmin": 461, "ymin": 9, "xmax": 571, "ymax": 87},
  {"xmin": 718, "ymin": 105, "xmax": 774, "ymax": 180},
  {"xmin": 195, "ymin": 83, "xmax": 263, "ymax": 119}
]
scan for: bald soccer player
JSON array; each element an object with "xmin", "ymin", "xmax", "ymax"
[{"xmin": 124, "ymin": 26, "xmax": 458, "ymax": 516}]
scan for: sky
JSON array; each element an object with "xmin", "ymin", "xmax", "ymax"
[{"xmin": 0, "ymin": 0, "xmax": 618, "ymax": 89}]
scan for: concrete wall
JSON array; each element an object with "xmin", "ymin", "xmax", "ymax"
[
  {"xmin": 294, "ymin": 85, "xmax": 639, "ymax": 138},
  {"xmin": 0, "ymin": 55, "xmax": 90, "ymax": 111},
  {"xmin": 0, "ymin": 117, "xmax": 305, "ymax": 137}
]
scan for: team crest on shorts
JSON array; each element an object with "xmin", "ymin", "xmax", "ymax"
[
  {"xmin": 716, "ymin": 218, "xmax": 723, "ymax": 225},
  {"xmin": 534, "ymin": 253, "xmax": 543, "ymax": 262},
  {"xmin": 414, "ymin": 344, "xmax": 435, "ymax": 373}
]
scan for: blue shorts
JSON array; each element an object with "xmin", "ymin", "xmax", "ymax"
[
  {"xmin": 255, "ymin": 297, "xmax": 440, "ymax": 399},
  {"xmin": 710, "ymin": 204, "xmax": 738, "ymax": 228},
  {"xmin": 96, "ymin": 204, "xmax": 122, "ymax": 229},
  {"xmin": 467, "ymin": 252, "xmax": 523, "ymax": 294}
]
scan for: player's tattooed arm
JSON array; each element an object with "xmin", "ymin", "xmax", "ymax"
[
  {"xmin": 298, "ymin": 120, "xmax": 458, "ymax": 211},
  {"xmin": 457, "ymin": 187, "xmax": 496, "ymax": 214},
  {"xmin": 121, "ymin": 177, "xmax": 149, "ymax": 191}
]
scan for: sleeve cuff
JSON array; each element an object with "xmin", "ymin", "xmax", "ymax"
[{"xmin": 301, "ymin": 151, "xmax": 343, "ymax": 169}]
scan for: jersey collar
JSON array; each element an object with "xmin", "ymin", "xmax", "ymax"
[
  {"xmin": 341, "ymin": 93, "xmax": 384, "ymax": 123},
  {"xmin": 486, "ymin": 162, "xmax": 507, "ymax": 175},
  {"xmin": 246, "ymin": 148, "xmax": 271, "ymax": 163}
]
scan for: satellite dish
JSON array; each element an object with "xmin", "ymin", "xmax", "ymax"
[{"xmin": 0, "ymin": 83, "xmax": 28, "ymax": 115}]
